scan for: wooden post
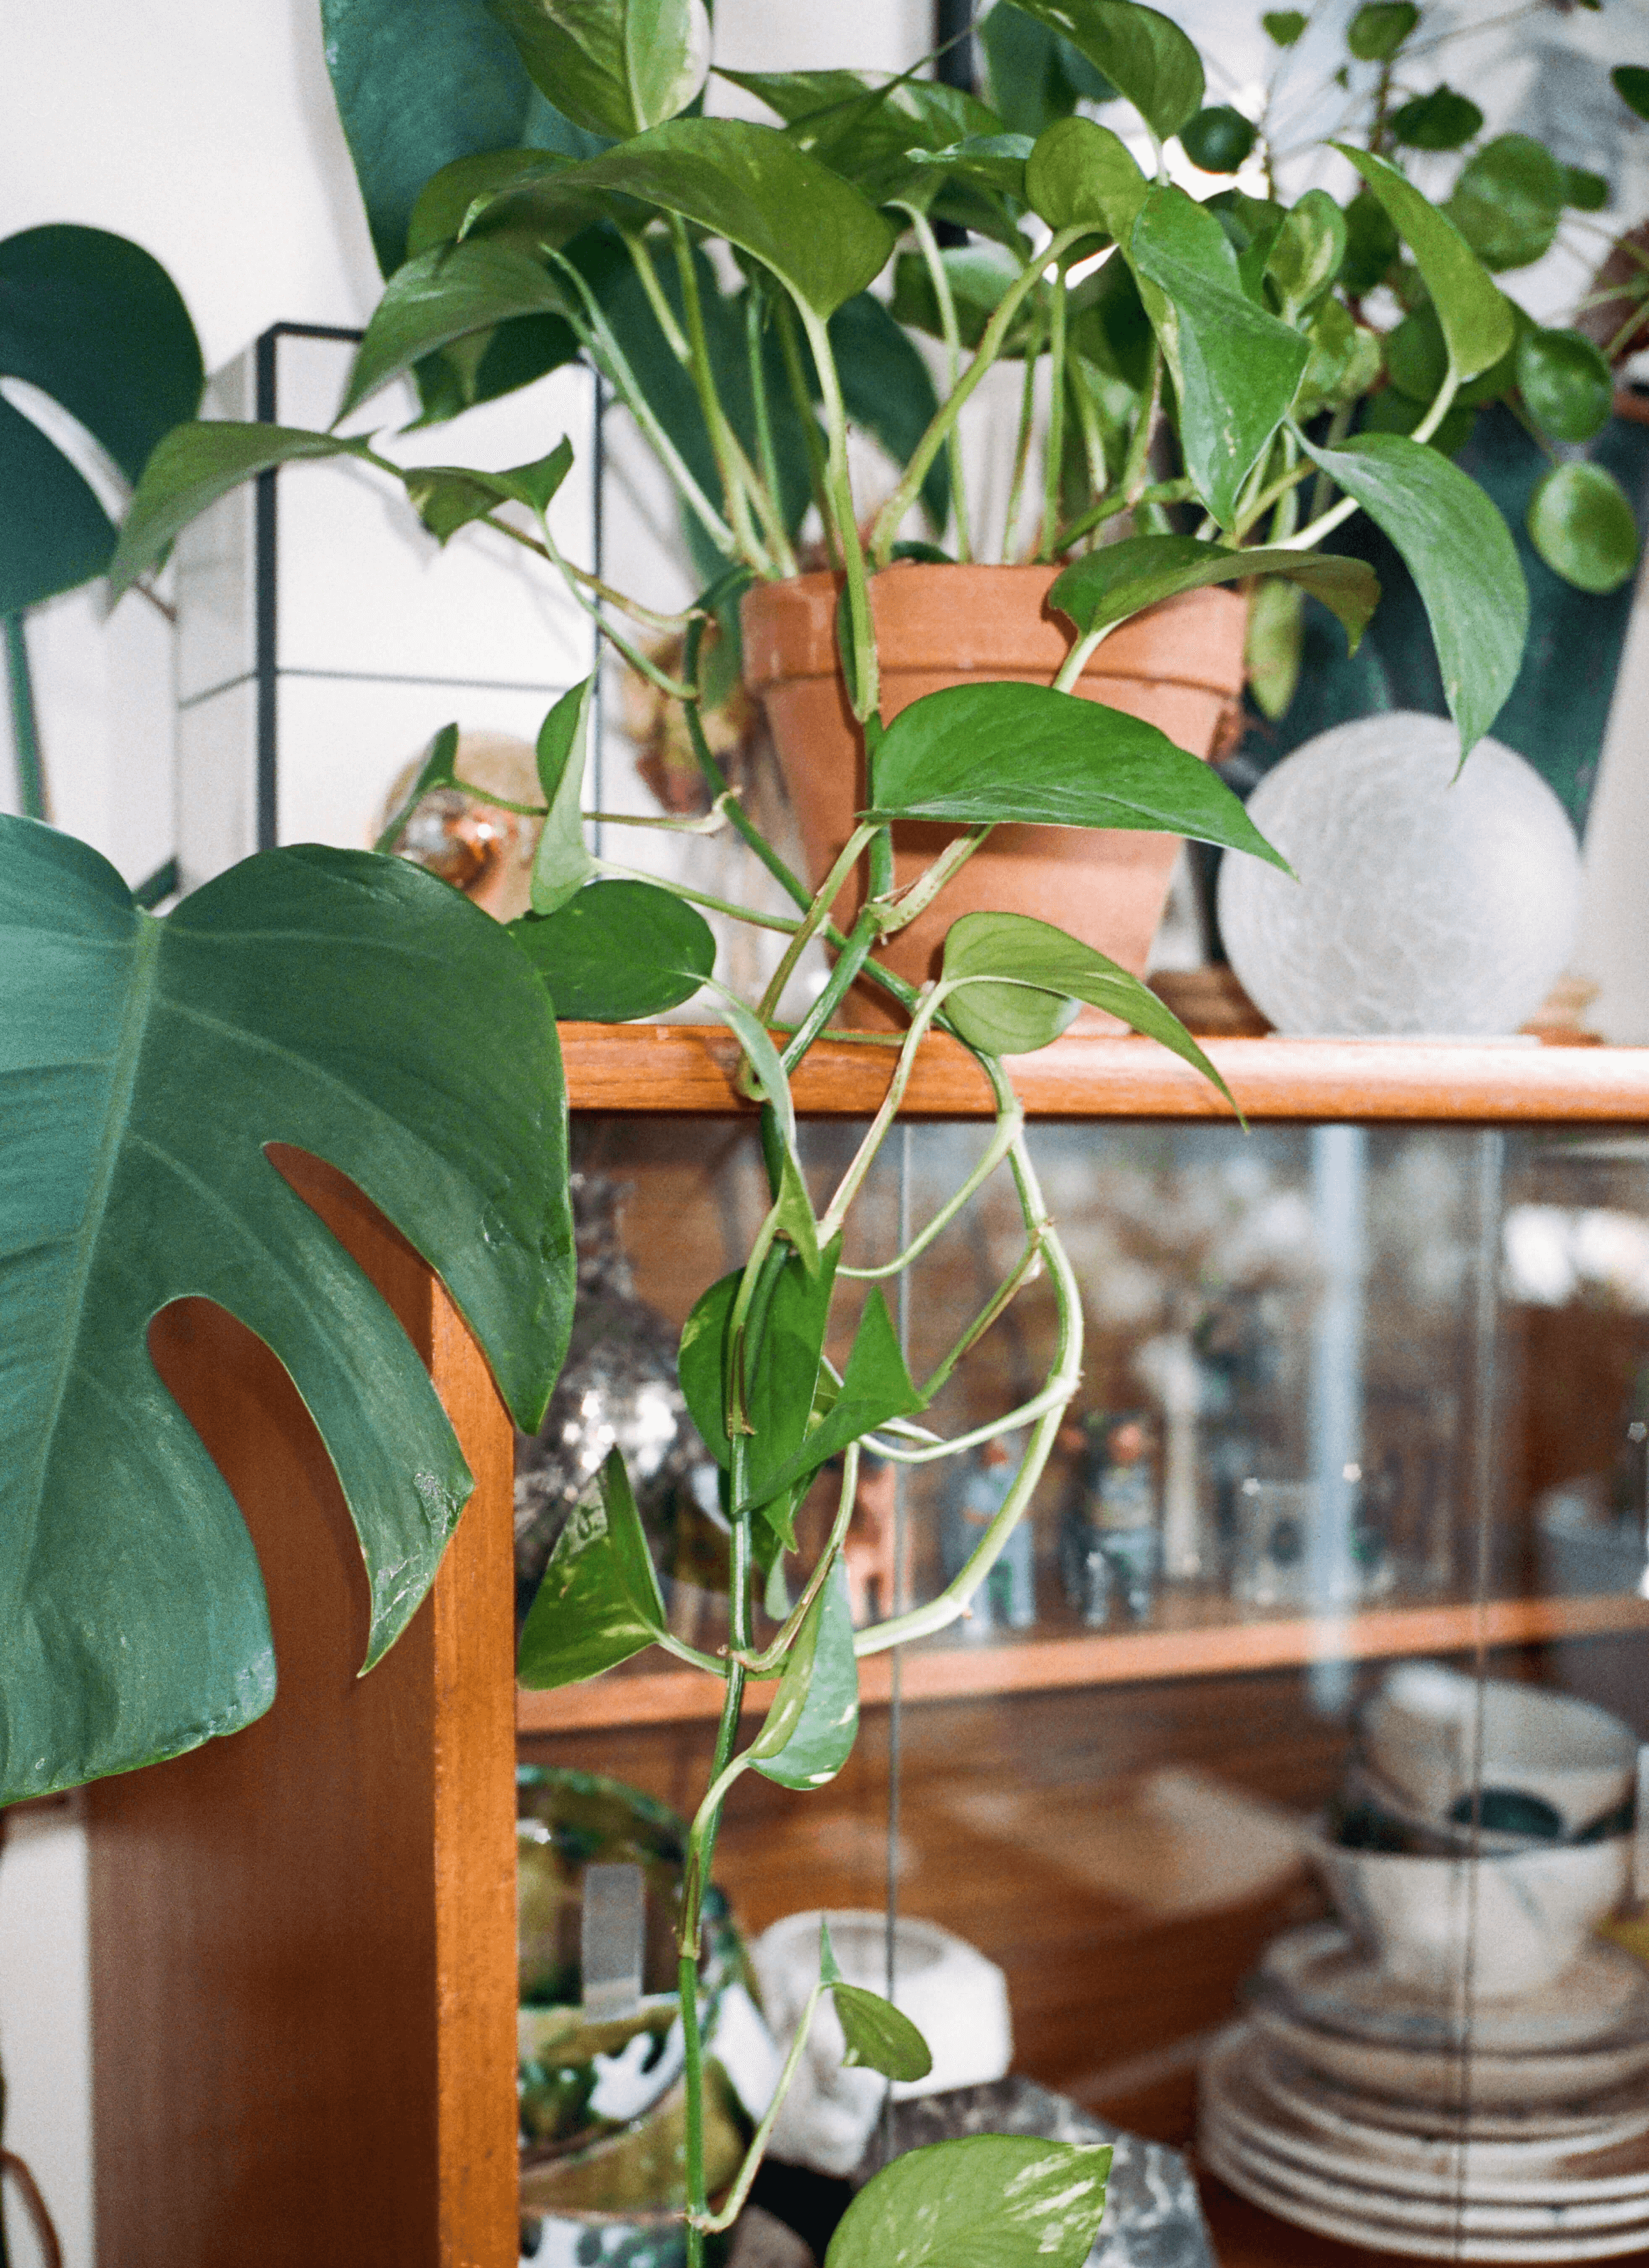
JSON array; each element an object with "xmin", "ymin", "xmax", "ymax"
[{"xmin": 85, "ymin": 1155, "xmax": 518, "ymax": 2268}]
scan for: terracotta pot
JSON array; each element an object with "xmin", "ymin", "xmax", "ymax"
[{"xmin": 741, "ymin": 564, "xmax": 1247, "ymax": 1023}]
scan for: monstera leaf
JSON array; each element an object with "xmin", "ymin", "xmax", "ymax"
[{"xmin": 0, "ymin": 820, "xmax": 573, "ymax": 1802}]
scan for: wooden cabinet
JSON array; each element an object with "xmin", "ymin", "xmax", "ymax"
[{"xmin": 85, "ymin": 1032, "xmax": 1649, "ymax": 2267}]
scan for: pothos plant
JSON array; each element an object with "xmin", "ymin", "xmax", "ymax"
[{"xmin": 3, "ymin": 0, "xmax": 1554, "ymax": 2258}]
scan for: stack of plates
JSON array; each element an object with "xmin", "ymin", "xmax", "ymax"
[{"xmin": 1200, "ymin": 1924, "xmax": 1649, "ymax": 2260}]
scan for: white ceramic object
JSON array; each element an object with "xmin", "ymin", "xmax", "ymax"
[
  {"xmin": 1250, "ymin": 1999, "xmax": 1649, "ymax": 2111},
  {"xmin": 1362, "ymin": 1663, "xmax": 1638, "ymax": 1840},
  {"xmin": 1218, "ymin": 713, "xmax": 1582, "ymax": 1036},
  {"xmin": 1260, "ymin": 2051, "xmax": 1649, "ymax": 2153},
  {"xmin": 748, "ymin": 1910, "xmax": 1013, "ymax": 2178},
  {"xmin": 1305, "ymin": 1830, "xmax": 1633, "ymax": 2001}
]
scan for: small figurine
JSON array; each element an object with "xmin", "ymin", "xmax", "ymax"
[
  {"xmin": 941, "ymin": 1430, "xmax": 1033, "ymax": 1634},
  {"xmin": 843, "ymin": 1453, "xmax": 899, "ymax": 1627},
  {"xmin": 1058, "ymin": 1410, "xmax": 1160, "ymax": 1627}
]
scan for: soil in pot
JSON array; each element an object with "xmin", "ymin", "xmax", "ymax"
[{"xmin": 741, "ymin": 564, "xmax": 1247, "ymax": 1028}]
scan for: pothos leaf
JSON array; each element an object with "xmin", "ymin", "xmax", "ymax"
[
  {"xmin": 824, "ymin": 2135, "xmax": 1113, "ymax": 2268},
  {"xmin": 530, "ymin": 678, "xmax": 596, "ymax": 914},
  {"xmin": 1048, "ymin": 534, "xmax": 1378, "ymax": 649},
  {"xmin": 747, "ymin": 1289, "xmax": 923, "ymax": 1509},
  {"xmin": 486, "ymin": 0, "xmax": 712, "ymax": 141},
  {"xmin": 509, "ymin": 878, "xmax": 715, "ymax": 1020},
  {"xmin": 1335, "ymin": 146, "xmax": 1512, "ymax": 384},
  {"xmin": 999, "ymin": 0, "xmax": 1203, "ymax": 141},
  {"xmin": 833, "ymin": 1981, "xmax": 934, "ymax": 2080},
  {"xmin": 749, "ymin": 1558, "xmax": 860, "ymax": 1788},
  {"xmin": 515, "ymin": 1448, "xmax": 667, "ymax": 1685},
  {"xmin": 110, "ymin": 423, "xmax": 374, "ymax": 601},
  {"xmin": 374, "ymin": 721, "xmax": 461, "ymax": 852}
]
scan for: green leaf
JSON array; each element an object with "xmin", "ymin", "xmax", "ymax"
[
  {"xmin": 1340, "ymin": 188, "xmax": 1400, "ymax": 296},
  {"xmin": 1614, "ymin": 65, "xmax": 1649, "ymax": 123},
  {"xmin": 1360, "ymin": 387, "xmax": 1475, "ymax": 458},
  {"xmin": 900, "ymin": 133, "xmax": 1035, "ymax": 208},
  {"xmin": 713, "ymin": 985, "xmax": 798, "ymax": 1149},
  {"xmin": 509, "ymin": 879, "xmax": 715, "ymax": 1019},
  {"xmin": 1390, "ymin": 86, "xmax": 1483, "ymax": 152},
  {"xmin": 1050, "ymin": 534, "xmax": 1378, "ymax": 650},
  {"xmin": 1294, "ymin": 298, "xmax": 1383, "ymax": 416},
  {"xmin": 871, "ymin": 680, "xmax": 1290, "ymax": 866},
  {"xmin": 516, "ymin": 1448, "xmax": 667, "ymax": 1685},
  {"xmin": 1297, "ymin": 430, "xmax": 1528, "ymax": 753},
  {"xmin": 1446, "ymin": 134, "xmax": 1565, "ymax": 273},
  {"xmin": 1527, "ymin": 461, "xmax": 1640, "ymax": 594},
  {"xmin": 824, "ymin": 2136, "xmax": 1113, "ymax": 2268},
  {"xmin": 828, "ymin": 295, "xmax": 948, "ymax": 532},
  {"xmin": 1246, "ymin": 575, "xmax": 1305, "ymax": 720},
  {"xmin": 404, "ymin": 434, "xmax": 575, "ymax": 544},
  {"xmin": 980, "ymin": 3, "xmax": 1118, "ymax": 139},
  {"xmin": 1128, "ymin": 184, "xmax": 1310, "ymax": 529},
  {"xmin": 320, "ymin": 0, "xmax": 605, "ymax": 274},
  {"xmin": 1263, "ymin": 10, "xmax": 1306, "ymax": 44},
  {"xmin": 1266, "ymin": 190, "xmax": 1346, "ymax": 320},
  {"xmin": 529, "ymin": 678, "xmax": 596, "ymax": 914},
  {"xmin": 833, "ymin": 1981, "xmax": 934, "ymax": 2080},
  {"xmin": 341, "ymin": 240, "xmax": 579, "ymax": 417},
  {"xmin": 0, "ymin": 225, "xmax": 203, "ymax": 493},
  {"xmin": 0, "ymin": 821, "xmax": 572, "ymax": 1802},
  {"xmin": 1562, "ymin": 165, "xmax": 1610, "ymax": 214},
  {"xmin": 1383, "ymin": 296, "xmax": 1523, "ymax": 409},
  {"xmin": 1347, "ymin": 3, "xmax": 1417, "ymax": 63},
  {"xmin": 408, "ymin": 148, "xmax": 564, "ymax": 255},
  {"xmin": 374, "ymin": 722, "xmax": 461, "ymax": 852},
  {"xmin": 0, "ymin": 395, "xmax": 115, "ymax": 616},
  {"xmin": 679, "ymin": 1271, "xmax": 739, "ymax": 1469},
  {"xmin": 750, "ymin": 1559, "xmax": 860, "ymax": 1790},
  {"xmin": 1180, "ymin": 106, "xmax": 1256, "ymax": 176},
  {"xmin": 486, "ymin": 0, "xmax": 710, "ymax": 139},
  {"xmin": 941, "ymin": 911, "xmax": 1237, "ymax": 1109},
  {"xmin": 1001, "ymin": 0, "xmax": 1204, "ymax": 140},
  {"xmin": 781, "ymin": 78, "xmax": 1007, "ymax": 211},
  {"xmin": 713, "ymin": 67, "xmax": 877, "ymax": 124},
  {"xmin": 489, "ymin": 119, "xmax": 899, "ymax": 319},
  {"xmin": 109, "ymin": 423, "xmax": 373, "ymax": 602},
  {"xmin": 749, "ymin": 1289, "xmax": 923, "ymax": 1509},
  {"xmin": 1335, "ymin": 146, "xmax": 1512, "ymax": 383},
  {"xmin": 1516, "ymin": 326, "xmax": 1615, "ymax": 444},
  {"xmin": 1026, "ymin": 115, "xmax": 1147, "ymax": 239}
]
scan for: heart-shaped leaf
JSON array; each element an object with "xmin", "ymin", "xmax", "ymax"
[
  {"xmin": 1264, "ymin": 12, "xmax": 1306, "ymax": 46},
  {"xmin": 1340, "ymin": 188, "xmax": 1400, "ymax": 298},
  {"xmin": 0, "ymin": 820, "xmax": 572, "ymax": 1801},
  {"xmin": 1130, "ymin": 184, "xmax": 1310, "ymax": 528},
  {"xmin": 529, "ymin": 678, "xmax": 596, "ymax": 914},
  {"xmin": 1336, "ymin": 147, "xmax": 1511, "ymax": 383},
  {"xmin": 1347, "ymin": 2, "xmax": 1417, "ymax": 63},
  {"xmin": 824, "ymin": 2135, "xmax": 1112, "ymax": 2268},
  {"xmin": 1516, "ymin": 327, "xmax": 1614, "ymax": 444},
  {"xmin": 485, "ymin": 118, "xmax": 899, "ymax": 318},
  {"xmin": 516, "ymin": 1448, "xmax": 668, "ymax": 1684},
  {"xmin": 870, "ymin": 680, "xmax": 1289, "ymax": 868},
  {"xmin": 1025, "ymin": 115, "xmax": 1147, "ymax": 238},
  {"xmin": 1180, "ymin": 105, "xmax": 1255, "ymax": 176},
  {"xmin": 1000, "ymin": 0, "xmax": 1203, "ymax": 140},
  {"xmin": 750, "ymin": 1558, "xmax": 860, "ymax": 1790},
  {"xmin": 980, "ymin": 3, "xmax": 1119, "ymax": 139},
  {"xmin": 1265, "ymin": 190, "xmax": 1345, "ymax": 321},
  {"xmin": 1390, "ymin": 86, "xmax": 1483, "ymax": 152},
  {"xmin": 109, "ymin": 423, "xmax": 371, "ymax": 603},
  {"xmin": 511, "ymin": 878, "xmax": 715, "ymax": 1019},
  {"xmin": 1446, "ymin": 134, "xmax": 1566, "ymax": 274},
  {"xmin": 1527, "ymin": 461, "xmax": 1640, "ymax": 594},
  {"xmin": 0, "ymin": 225, "xmax": 203, "ymax": 609},
  {"xmin": 750, "ymin": 1290, "xmax": 923, "ymax": 1510},
  {"xmin": 1049, "ymin": 533, "xmax": 1378, "ymax": 649},
  {"xmin": 941, "ymin": 912, "xmax": 1235, "ymax": 1110},
  {"xmin": 486, "ymin": 0, "xmax": 710, "ymax": 140},
  {"xmin": 340, "ymin": 239, "xmax": 581, "ymax": 416},
  {"xmin": 1297, "ymin": 429, "xmax": 1528, "ymax": 753},
  {"xmin": 713, "ymin": 67, "xmax": 877, "ymax": 124},
  {"xmin": 320, "ymin": 0, "xmax": 607, "ymax": 274},
  {"xmin": 404, "ymin": 434, "xmax": 575, "ymax": 544},
  {"xmin": 832, "ymin": 1981, "xmax": 934, "ymax": 2080}
]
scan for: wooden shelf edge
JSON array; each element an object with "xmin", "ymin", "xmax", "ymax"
[
  {"xmin": 516, "ymin": 1592, "xmax": 1649, "ymax": 1734},
  {"xmin": 560, "ymin": 1024, "xmax": 1649, "ymax": 1122}
]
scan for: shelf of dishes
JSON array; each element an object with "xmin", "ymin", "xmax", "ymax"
[
  {"xmin": 557, "ymin": 1022, "xmax": 1649, "ymax": 1123},
  {"xmin": 515, "ymin": 1588, "xmax": 1649, "ymax": 1733}
]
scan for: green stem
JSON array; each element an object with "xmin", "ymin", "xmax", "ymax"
[
  {"xmin": 590, "ymin": 858, "xmax": 805, "ymax": 935},
  {"xmin": 1037, "ymin": 269, "xmax": 1068, "ymax": 562},
  {"xmin": 773, "ymin": 296, "xmax": 839, "ymax": 566},
  {"xmin": 1118, "ymin": 342, "xmax": 1163, "ymax": 510},
  {"xmin": 533, "ymin": 504, "xmax": 698, "ymax": 697},
  {"xmin": 3, "ymin": 614, "xmax": 47, "ymax": 821},
  {"xmin": 868, "ymin": 825, "xmax": 991, "ymax": 936},
  {"xmin": 670, "ymin": 217, "xmax": 775, "ymax": 574},
  {"xmin": 1000, "ymin": 295, "xmax": 1048, "ymax": 563},
  {"xmin": 895, "ymin": 202, "xmax": 972, "ymax": 560},
  {"xmin": 1278, "ymin": 370, "xmax": 1459, "ymax": 554},
  {"xmin": 838, "ymin": 1102, "xmax": 1023, "ymax": 1280},
  {"xmin": 1052, "ymin": 616, "xmax": 1117, "ymax": 696},
  {"xmin": 461, "ymin": 509, "xmax": 693, "ymax": 632},
  {"xmin": 1232, "ymin": 456, "xmax": 1313, "ymax": 543},
  {"xmin": 819, "ymin": 981, "xmax": 949, "ymax": 1239},
  {"xmin": 747, "ymin": 284, "xmax": 800, "ymax": 577},
  {"xmin": 779, "ymin": 900, "xmax": 886, "ymax": 1072},
  {"xmin": 730, "ymin": 1447, "xmax": 860, "ymax": 1675},
  {"xmin": 868, "ymin": 225, "xmax": 1092, "ymax": 567},
  {"xmin": 756, "ymin": 821, "xmax": 878, "ymax": 1024},
  {"xmin": 794, "ymin": 300, "xmax": 878, "ymax": 720},
  {"xmin": 1055, "ymin": 475, "xmax": 1193, "ymax": 553},
  {"xmin": 917, "ymin": 1228, "xmax": 1047, "ymax": 1404},
  {"xmin": 693, "ymin": 1984, "xmax": 827, "ymax": 2232}
]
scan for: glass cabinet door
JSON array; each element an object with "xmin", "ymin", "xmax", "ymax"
[{"xmin": 517, "ymin": 1114, "xmax": 1649, "ymax": 2265}]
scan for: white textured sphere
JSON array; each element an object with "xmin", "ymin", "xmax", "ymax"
[{"xmin": 1218, "ymin": 713, "xmax": 1582, "ymax": 1036}]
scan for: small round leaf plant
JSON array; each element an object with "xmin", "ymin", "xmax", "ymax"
[{"xmin": 41, "ymin": 0, "xmax": 1636, "ymax": 2254}]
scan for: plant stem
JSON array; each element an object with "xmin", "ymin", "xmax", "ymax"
[
  {"xmin": 590, "ymin": 858, "xmax": 805, "ymax": 935},
  {"xmin": 895, "ymin": 202, "xmax": 972, "ymax": 560},
  {"xmin": 1055, "ymin": 474, "xmax": 1193, "ymax": 553},
  {"xmin": 1278, "ymin": 370, "xmax": 1459, "ymax": 554},
  {"xmin": 794, "ymin": 300, "xmax": 878, "ymax": 719},
  {"xmin": 3, "ymin": 614, "xmax": 47, "ymax": 821},
  {"xmin": 756, "ymin": 822, "xmax": 878, "ymax": 1024},
  {"xmin": 868, "ymin": 225, "xmax": 1092, "ymax": 567},
  {"xmin": 1051, "ymin": 617, "xmax": 1117, "ymax": 695},
  {"xmin": 868, "ymin": 825, "xmax": 991, "ymax": 936},
  {"xmin": 747, "ymin": 285, "xmax": 800, "ymax": 577},
  {"xmin": 772, "ymin": 298, "xmax": 840, "ymax": 566},
  {"xmin": 730, "ymin": 1446, "xmax": 860, "ymax": 1675},
  {"xmin": 531, "ymin": 504, "xmax": 698, "ymax": 697},
  {"xmin": 1037, "ymin": 267, "xmax": 1068, "ymax": 562},
  {"xmin": 670, "ymin": 218, "xmax": 776, "ymax": 574},
  {"xmin": 819, "ymin": 981, "xmax": 949, "ymax": 1240},
  {"xmin": 1118, "ymin": 342, "xmax": 1164, "ymax": 511},
  {"xmin": 1000, "ymin": 295, "xmax": 1048, "ymax": 563},
  {"xmin": 838, "ymin": 1104, "xmax": 1023, "ymax": 1280},
  {"xmin": 778, "ymin": 899, "xmax": 885, "ymax": 1074}
]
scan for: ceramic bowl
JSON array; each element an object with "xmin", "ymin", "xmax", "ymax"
[
  {"xmin": 1308, "ymin": 1828, "xmax": 1633, "ymax": 2000},
  {"xmin": 1362, "ymin": 1665, "xmax": 1638, "ymax": 1842}
]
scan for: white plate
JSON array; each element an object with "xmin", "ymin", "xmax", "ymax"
[
  {"xmin": 1255, "ymin": 2041, "xmax": 1649, "ymax": 2155},
  {"xmin": 1259, "ymin": 1923, "xmax": 1649, "ymax": 2054},
  {"xmin": 1250, "ymin": 1998, "xmax": 1649, "ymax": 2110},
  {"xmin": 1204, "ymin": 2036, "xmax": 1649, "ymax": 2215},
  {"xmin": 1201, "ymin": 2127, "xmax": 1649, "ymax": 2262}
]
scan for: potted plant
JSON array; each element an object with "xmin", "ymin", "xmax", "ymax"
[{"xmin": 3, "ymin": 0, "xmax": 1597, "ymax": 2256}]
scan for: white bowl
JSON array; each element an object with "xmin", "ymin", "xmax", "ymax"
[
  {"xmin": 1309, "ymin": 1830, "xmax": 1633, "ymax": 2000},
  {"xmin": 1362, "ymin": 1665, "xmax": 1638, "ymax": 1841}
]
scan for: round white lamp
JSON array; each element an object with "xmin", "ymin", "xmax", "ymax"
[{"xmin": 1218, "ymin": 713, "xmax": 1582, "ymax": 1036}]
